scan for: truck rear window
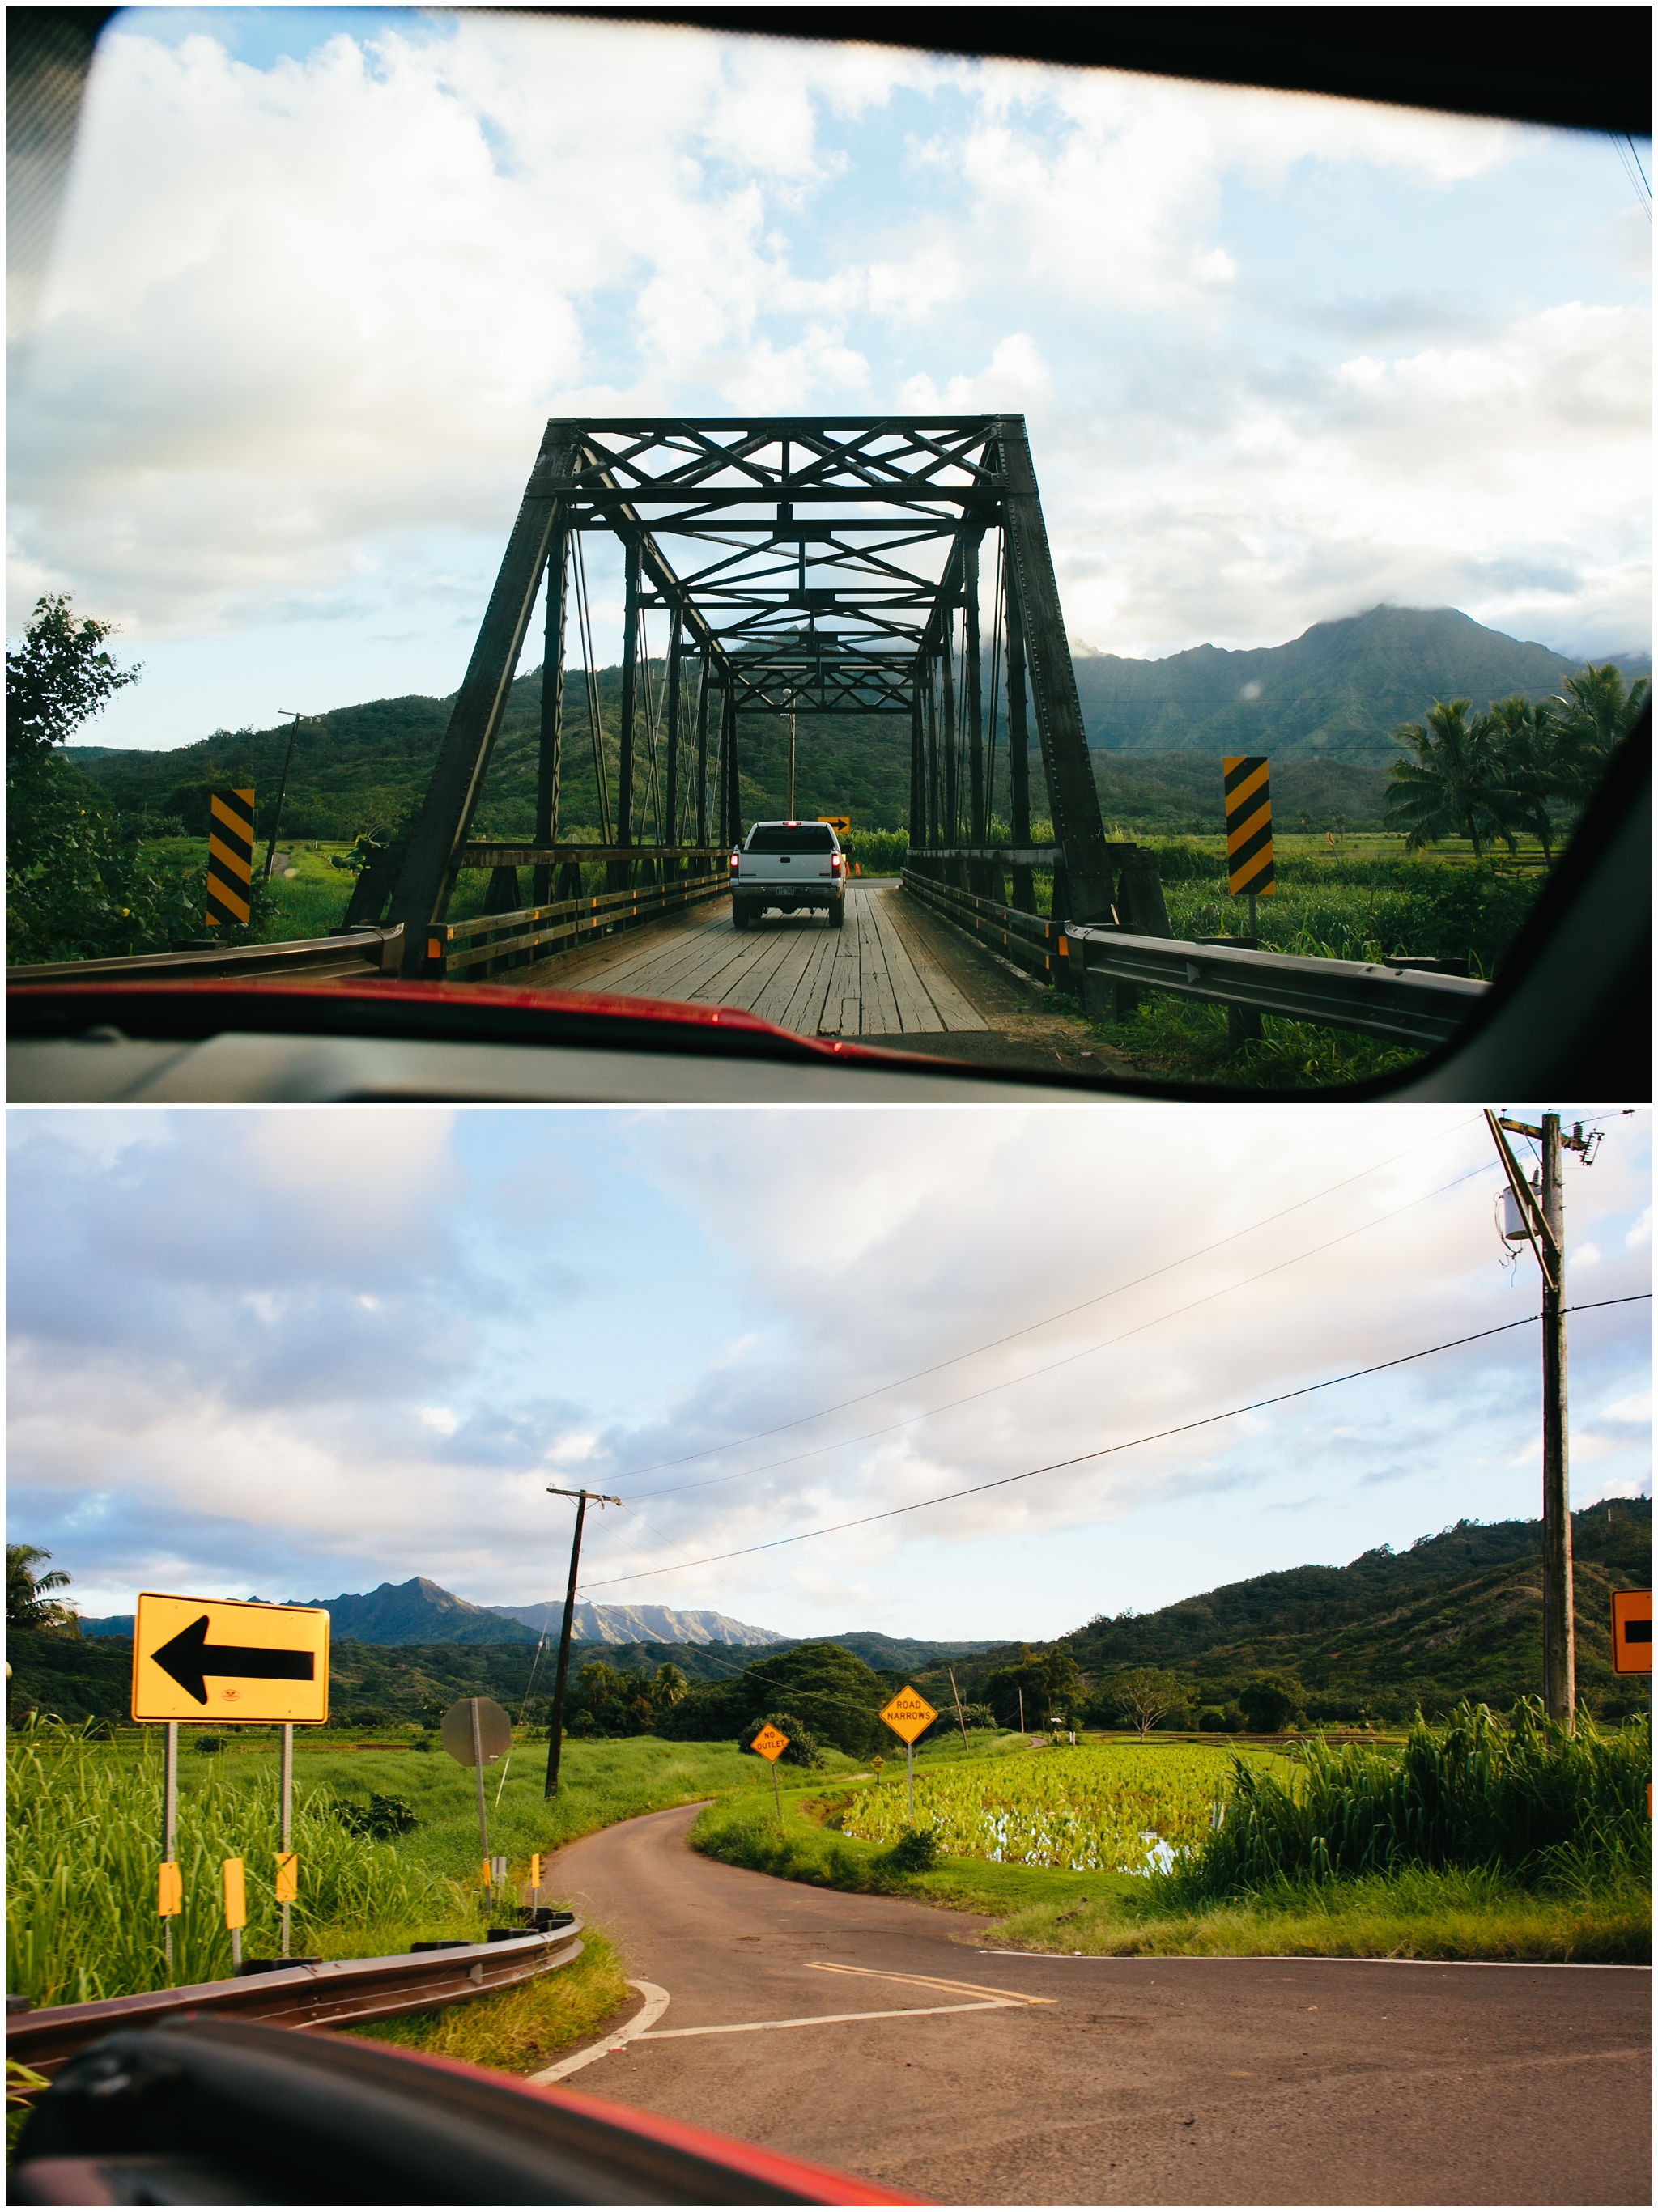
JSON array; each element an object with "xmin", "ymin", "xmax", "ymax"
[{"xmin": 744, "ymin": 826, "xmax": 836, "ymax": 853}]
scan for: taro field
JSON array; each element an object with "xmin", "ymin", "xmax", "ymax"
[{"xmin": 840, "ymin": 1743, "xmax": 1280, "ymax": 1874}]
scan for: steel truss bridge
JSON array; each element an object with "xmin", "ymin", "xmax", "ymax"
[{"xmin": 359, "ymin": 417, "xmax": 1129, "ymax": 979}]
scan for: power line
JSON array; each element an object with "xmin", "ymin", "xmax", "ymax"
[
  {"xmin": 615, "ymin": 1116, "xmax": 1481, "ymax": 1485},
  {"xmin": 625, "ymin": 1153, "xmax": 1496, "ymax": 1506},
  {"xmin": 580, "ymin": 1296, "xmax": 1652, "ymax": 1592}
]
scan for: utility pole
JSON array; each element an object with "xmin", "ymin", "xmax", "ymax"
[
  {"xmin": 1486, "ymin": 1109, "xmax": 1597, "ymax": 1724},
  {"xmin": 543, "ymin": 1485, "xmax": 622, "ymax": 1795},
  {"xmin": 263, "ymin": 712, "xmax": 307, "ymax": 882}
]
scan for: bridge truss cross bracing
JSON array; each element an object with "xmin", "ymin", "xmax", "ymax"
[{"xmin": 383, "ymin": 417, "xmax": 1114, "ymax": 977}]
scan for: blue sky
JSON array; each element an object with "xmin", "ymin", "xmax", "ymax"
[
  {"xmin": 7, "ymin": 9, "xmax": 1649, "ymax": 750},
  {"xmin": 8, "ymin": 1104, "xmax": 1649, "ymax": 1637}
]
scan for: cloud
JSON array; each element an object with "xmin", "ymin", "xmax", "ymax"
[{"xmin": 7, "ymin": 15, "xmax": 1649, "ymax": 749}]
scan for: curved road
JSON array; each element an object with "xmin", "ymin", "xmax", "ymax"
[{"xmin": 544, "ymin": 1802, "xmax": 1650, "ymax": 2206}]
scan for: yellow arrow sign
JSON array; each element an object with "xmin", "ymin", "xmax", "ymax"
[
  {"xmin": 131, "ymin": 1593, "xmax": 330, "ymax": 1724},
  {"xmin": 750, "ymin": 1722, "xmax": 790, "ymax": 1763},
  {"xmin": 878, "ymin": 1686, "xmax": 938, "ymax": 1746}
]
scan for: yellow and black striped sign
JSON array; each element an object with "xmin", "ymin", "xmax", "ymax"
[
  {"xmin": 206, "ymin": 788, "xmax": 255, "ymax": 928},
  {"xmin": 1222, "ymin": 756, "xmax": 1275, "ymax": 898}
]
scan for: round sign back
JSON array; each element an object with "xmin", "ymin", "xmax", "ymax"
[{"xmin": 440, "ymin": 1695, "xmax": 513, "ymax": 1767}]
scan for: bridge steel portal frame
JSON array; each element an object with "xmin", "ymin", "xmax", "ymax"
[{"xmin": 380, "ymin": 416, "xmax": 1115, "ymax": 979}]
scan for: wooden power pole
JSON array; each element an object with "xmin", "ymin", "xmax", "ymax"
[
  {"xmin": 543, "ymin": 1484, "xmax": 621, "ymax": 1795},
  {"xmin": 1486, "ymin": 1110, "xmax": 1596, "ymax": 1724}
]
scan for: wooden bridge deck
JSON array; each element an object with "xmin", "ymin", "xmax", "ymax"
[{"xmin": 525, "ymin": 883, "xmax": 986, "ymax": 1039}]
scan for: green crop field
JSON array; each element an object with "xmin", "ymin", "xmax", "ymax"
[{"xmin": 838, "ymin": 1741, "xmax": 1281, "ymax": 1872}]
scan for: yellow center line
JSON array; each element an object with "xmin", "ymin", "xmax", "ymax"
[
  {"xmin": 640, "ymin": 1999, "xmax": 1016, "ymax": 2040},
  {"xmin": 806, "ymin": 1961, "xmax": 1054, "ymax": 2007}
]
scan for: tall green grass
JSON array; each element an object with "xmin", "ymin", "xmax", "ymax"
[
  {"xmin": 1168, "ymin": 1700, "xmax": 1651, "ymax": 1901},
  {"xmin": 6, "ymin": 1721, "xmax": 453, "ymax": 2006}
]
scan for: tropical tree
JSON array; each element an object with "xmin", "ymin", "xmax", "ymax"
[
  {"xmin": 1238, "ymin": 1670, "xmax": 1304, "ymax": 1732},
  {"xmin": 1385, "ymin": 697, "xmax": 1512, "ymax": 862},
  {"xmin": 6, "ymin": 593, "xmax": 141, "ymax": 767},
  {"xmin": 651, "ymin": 1662, "xmax": 690, "ymax": 1709},
  {"xmin": 6, "ymin": 1545, "xmax": 79, "ymax": 1633},
  {"xmin": 1551, "ymin": 662, "xmax": 1649, "ymax": 806},
  {"xmin": 6, "ymin": 592, "xmax": 211, "ymax": 962},
  {"xmin": 1099, "ymin": 1666, "xmax": 1188, "ymax": 1739},
  {"xmin": 1485, "ymin": 693, "xmax": 1562, "ymax": 864}
]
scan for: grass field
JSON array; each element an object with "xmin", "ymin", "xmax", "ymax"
[{"xmin": 5, "ymin": 1722, "xmax": 797, "ymax": 2010}]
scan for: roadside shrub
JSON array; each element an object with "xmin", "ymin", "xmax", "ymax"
[
  {"xmin": 1197, "ymin": 1709, "xmax": 1228, "ymax": 1733},
  {"xmin": 880, "ymin": 1826, "xmax": 942, "ymax": 1874},
  {"xmin": 193, "ymin": 1737, "xmax": 227, "ymax": 1755},
  {"xmin": 337, "ymin": 1794, "xmax": 419, "ymax": 1840}
]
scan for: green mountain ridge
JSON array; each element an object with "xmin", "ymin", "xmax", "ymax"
[
  {"xmin": 68, "ymin": 605, "xmax": 1643, "ymax": 841},
  {"xmin": 1071, "ymin": 605, "xmax": 1648, "ymax": 757},
  {"xmin": 23, "ymin": 1504, "xmax": 1647, "ymax": 1734}
]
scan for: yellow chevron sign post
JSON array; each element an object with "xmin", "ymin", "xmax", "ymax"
[
  {"xmin": 879, "ymin": 1685, "xmax": 937, "ymax": 1823},
  {"xmin": 1222, "ymin": 755, "xmax": 1276, "ymax": 915},
  {"xmin": 206, "ymin": 787, "xmax": 256, "ymax": 930}
]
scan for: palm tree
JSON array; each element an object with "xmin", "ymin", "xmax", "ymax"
[
  {"xmin": 1385, "ymin": 698, "xmax": 1511, "ymax": 862},
  {"xmin": 1486, "ymin": 693, "xmax": 1561, "ymax": 864},
  {"xmin": 6, "ymin": 1543, "xmax": 78, "ymax": 1632},
  {"xmin": 1552, "ymin": 662, "xmax": 1650, "ymax": 805}
]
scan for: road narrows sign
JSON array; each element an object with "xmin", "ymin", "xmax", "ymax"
[
  {"xmin": 1611, "ymin": 1588, "xmax": 1652, "ymax": 1675},
  {"xmin": 750, "ymin": 1723, "xmax": 790, "ymax": 1762},
  {"xmin": 879, "ymin": 1686, "xmax": 938, "ymax": 1826},
  {"xmin": 132, "ymin": 1594, "xmax": 329, "ymax": 1724},
  {"xmin": 878, "ymin": 1688, "xmax": 937, "ymax": 1746}
]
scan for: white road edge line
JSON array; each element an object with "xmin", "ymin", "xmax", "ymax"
[
  {"xmin": 975, "ymin": 1951, "xmax": 1653, "ymax": 1971},
  {"xmin": 526, "ymin": 1979, "xmax": 671, "ymax": 2084},
  {"xmin": 641, "ymin": 2000, "xmax": 1015, "ymax": 2039}
]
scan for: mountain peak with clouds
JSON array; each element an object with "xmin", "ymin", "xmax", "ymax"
[{"xmin": 1069, "ymin": 604, "xmax": 1648, "ymax": 756}]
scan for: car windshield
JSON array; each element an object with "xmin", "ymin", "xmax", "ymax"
[{"xmin": 5, "ymin": 13, "xmax": 1649, "ymax": 1098}]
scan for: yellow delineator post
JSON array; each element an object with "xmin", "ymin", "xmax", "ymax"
[
  {"xmin": 274, "ymin": 1852, "xmax": 299, "ymax": 1902},
  {"xmin": 223, "ymin": 1857, "xmax": 246, "ymax": 1970},
  {"xmin": 878, "ymin": 1687, "xmax": 938, "ymax": 1825},
  {"xmin": 158, "ymin": 1862, "xmax": 182, "ymax": 1917},
  {"xmin": 206, "ymin": 787, "xmax": 256, "ymax": 930},
  {"xmin": 750, "ymin": 1722, "xmax": 790, "ymax": 1821}
]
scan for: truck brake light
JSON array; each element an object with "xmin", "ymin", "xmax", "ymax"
[{"xmin": 831, "ymin": 853, "xmax": 844, "ymax": 873}]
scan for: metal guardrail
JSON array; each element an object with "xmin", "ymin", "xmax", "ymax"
[
  {"xmin": 6, "ymin": 1921, "xmax": 582, "ymax": 2083},
  {"xmin": 1061, "ymin": 924, "xmax": 1489, "ymax": 1047},
  {"xmin": 6, "ymin": 928, "xmax": 406, "ymax": 987},
  {"xmin": 903, "ymin": 868, "xmax": 1488, "ymax": 1047},
  {"xmin": 431, "ymin": 868, "xmax": 728, "ymax": 979},
  {"xmin": 901, "ymin": 868, "xmax": 1059, "ymax": 982}
]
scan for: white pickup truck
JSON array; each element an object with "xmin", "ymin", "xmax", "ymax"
[{"xmin": 729, "ymin": 820, "xmax": 847, "ymax": 929}]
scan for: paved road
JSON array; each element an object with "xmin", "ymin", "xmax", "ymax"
[{"xmin": 545, "ymin": 1803, "xmax": 1651, "ymax": 2206}]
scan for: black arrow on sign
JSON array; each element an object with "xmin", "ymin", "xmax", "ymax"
[{"xmin": 151, "ymin": 1614, "xmax": 316, "ymax": 1706}]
